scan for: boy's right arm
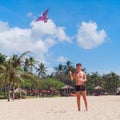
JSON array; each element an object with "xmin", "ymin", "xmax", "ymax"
[{"xmin": 69, "ymin": 71, "xmax": 74, "ymax": 81}]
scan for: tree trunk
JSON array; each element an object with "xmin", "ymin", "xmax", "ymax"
[
  {"xmin": 7, "ymin": 84, "xmax": 11, "ymax": 101},
  {"xmin": 12, "ymin": 86, "xmax": 15, "ymax": 100}
]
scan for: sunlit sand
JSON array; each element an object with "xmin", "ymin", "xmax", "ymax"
[{"xmin": 0, "ymin": 96, "xmax": 120, "ymax": 120}]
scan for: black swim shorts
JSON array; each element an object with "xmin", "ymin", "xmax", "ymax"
[{"xmin": 75, "ymin": 85, "xmax": 86, "ymax": 92}]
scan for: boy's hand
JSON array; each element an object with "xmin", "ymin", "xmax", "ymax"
[{"xmin": 69, "ymin": 70, "xmax": 72, "ymax": 75}]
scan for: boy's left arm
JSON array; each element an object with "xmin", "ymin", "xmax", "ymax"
[{"xmin": 83, "ymin": 72, "xmax": 87, "ymax": 82}]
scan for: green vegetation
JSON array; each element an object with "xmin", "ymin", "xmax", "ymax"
[{"xmin": 0, "ymin": 52, "xmax": 120, "ymax": 101}]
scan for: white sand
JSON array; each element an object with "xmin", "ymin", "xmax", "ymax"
[{"xmin": 0, "ymin": 96, "xmax": 120, "ymax": 120}]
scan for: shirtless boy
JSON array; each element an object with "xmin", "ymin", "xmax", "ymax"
[{"xmin": 69, "ymin": 63, "xmax": 88, "ymax": 111}]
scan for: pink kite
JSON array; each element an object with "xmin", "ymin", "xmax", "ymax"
[{"xmin": 35, "ymin": 9, "xmax": 49, "ymax": 23}]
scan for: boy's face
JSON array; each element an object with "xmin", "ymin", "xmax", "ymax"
[{"xmin": 76, "ymin": 65, "xmax": 82, "ymax": 71}]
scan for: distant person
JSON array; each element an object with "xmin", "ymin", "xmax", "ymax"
[{"xmin": 69, "ymin": 63, "xmax": 88, "ymax": 111}]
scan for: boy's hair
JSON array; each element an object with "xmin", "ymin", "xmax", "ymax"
[{"xmin": 76, "ymin": 63, "xmax": 82, "ymax": 67}]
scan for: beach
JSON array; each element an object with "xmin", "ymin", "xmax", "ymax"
[{"xmin": 0, "ymin": 96, "xmax": 120, "ymax": 120}]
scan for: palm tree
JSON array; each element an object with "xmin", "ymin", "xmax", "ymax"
[
  {"xmin": 90, "ymin": 72, "xmax": 101, "ymax": 86},
  {"xmin": 103, "ymin": 72, "xmax": 120, "ymax": 94},
  {"xmin": 36, "ymin": 63, "xmax": 47, "ymax": 78},
  {"xmin": 66, "ymin": 61, "xmax": 72, "ymax": 68},
  {"xmin": 20, "ymin": 71, "xmax": 40, "ymax": 90},
  {"xmin": 23, "ymin": 56, "xmax": 37, "ymax": 73},
  {"xmin": 10, "ymin": 51, "xmax": 30, "ymax": 69},
  {"xmin": 10, "ymin": 55, "xmax": 20, "ymax": 69},
  {"xmin": 24, "ymin": 58, "xmax": 29, "ymax": 72},
  {"xmin": 0, "ymin": 51, "xmax": 33, "ymax": 101},
  {"xmin": 28, "ymin": 57, "xmax": 37, "ymax": 72},
  {"xmin": 0, "ymin": 53, "xmax": 8, "ymax": 65},
  {"xmin": 64, "ymin": 61, "xmax": 74, "ymax": 75},
  {"xmin": 54, "ymin": 64, "xmax": 64, "ymax": 76},
  {"xmin": 0, "ymin": 63, "xmax": 25, "ymax": 101}
]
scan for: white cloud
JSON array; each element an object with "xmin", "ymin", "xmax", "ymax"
[
  {"xmin": 30, "ymin": 19, "xmax": 71, "ymax": 43},
  {"xmin": 30, "ymin": 19, "xmax": 56, "ymax": 36},
  {"xmin": 44, "ymin": 38, "xmax": 56, "ymax": 48},
  {"xmin": 55, "ymin": 27, "xmax": 71, "ymax": 42},
  {"xmin": 0, "ymin": 19, "xmax": 71, "ymax": 63},
  {"xmin": 76, "ymin": 21, "xmax": 107, "ymax": 49},
  {"xmin": 57, "ymin": 56, "xmax": 67, "ymax": 63},
  {"xmin": 26, "ymin": 12, "xmax": 34, "ymax": 18},
  {"xmin": 0, "ymin": 21, "xmax": 9, "ymax": 32}
]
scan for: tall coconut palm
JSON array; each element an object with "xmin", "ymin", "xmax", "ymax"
[
  {"xmin": 23, "ymin": 56, "xmax": 37, "ymax": 73},
  {"xmin": 10, "ymin": 51, "xmax": 30, "ymax": 69},
  {"xmin": 28, "ymin": 57, "xmax": 37, "ymax": 73},
  {"xmin": 24, "ymin": 58, "xmax": 30, "ymax": 72},
  {"xmin": 10, "ymin": 55, "xmax": 20, "ymax": 69},
  {"xmin": 54, "ymin": 64, "xmax": 65, "ymax": 76},
  {"xmin": 103, "ymin": 72, "xmax": 120, "ymax": 94},
  {"xmin": 0, "ymin": 53, "xmax": 8, "ymax": 65},
  {"xmin": 64, "ymin": 61, "xmax": 74, "ymax": 75},
  {"xmin": 36, "ymin": 62, "xmax": 47, "ymax": 78},
  {"xmin": 66, "ymin": 61, "xmax": 72, "ymax": 69},
  {"xmin": 90, "ymin": 72, "xmax": 101, "ymax": 86},
  {"xmin": 0, "ymin": 63, "xmax": 24, "ymax": 101},
  {"xmin": 0, "ymin": 51, "xmax": 33, "ymax": 101},
  {"xmin": 0, "ymin": 53, "xmax": 8, "ymax": 92}
]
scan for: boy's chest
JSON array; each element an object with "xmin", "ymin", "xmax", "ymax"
[{"xmin": 75, "ymin": 72, "xmax": 83, "ymax": 78}]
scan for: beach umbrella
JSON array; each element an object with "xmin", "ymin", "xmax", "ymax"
[
  {"xmin": 61, "ymin": 85, "xmax": 74, "ymax": 96},
  {"xmin": 14, "ymin": 88, "xmax": 27, "ymax": 94},
  {"xmin": 116, "ymin": 87, "xmax": 120, "ymax": 94},
  {"xmin": 94, "ymin": 86, "xmax": 103, "ymax": 90},
  {"xmin": 61, "ymin": 85, "xmax": 74, "ymax": 90},
  {"xmin": 42, "ymin": 90, "xmax": 47, "ymax": 93},
  {"xmin": 94, "ymin": 86, "xmax": 103, "ymax": 96}
]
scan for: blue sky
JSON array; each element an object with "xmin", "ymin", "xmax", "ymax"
[{"xmin": 0, "ymin": 0, "xmax": 120, "ymax": 75}]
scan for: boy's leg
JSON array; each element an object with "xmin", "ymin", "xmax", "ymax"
[
  {"xmin": 76, "ymin": 91, "xmax": 81, "ymax": 111},
  {"xmin": 82, "ymin": 91, "xmax": 88, "ymax": 111}
]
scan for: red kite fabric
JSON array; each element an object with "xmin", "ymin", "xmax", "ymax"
[{"xmin": 35, "ymin": 9, "xmax": 49, "ymax": 23}]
